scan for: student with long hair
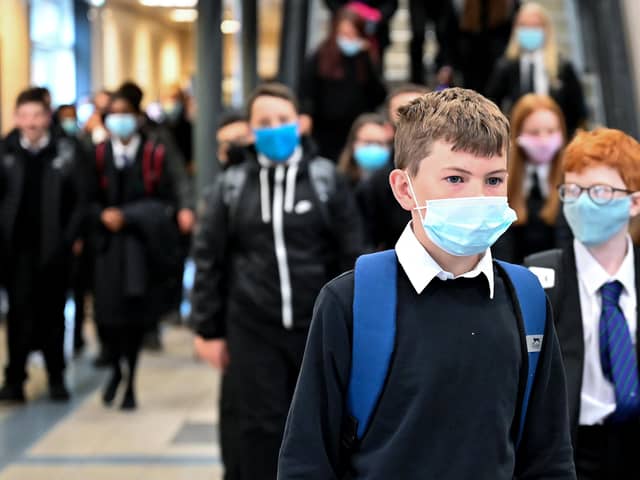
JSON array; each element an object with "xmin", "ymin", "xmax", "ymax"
[
  {"xmin": 486, "ymin": 2, "xmax": 586, "ymax": 136},
  {"xmin": 299, "ymin": 7, "xmax": 387, "ymax": 162},
  {"xmin": 496, "ymin": 93, "xmax": 569, "ymax": 263},
  {"xmin": 338, "ymin": 112, "xmax": 391, "ymax": 188}
]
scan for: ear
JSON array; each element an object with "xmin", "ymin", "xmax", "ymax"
[
  {"xmin": 389, "ymin": 169, "xmax": 417, "ymax": 212},
  {"xmin": 299, "ymin": 114, "xmax": 313, "ymax": 135},
  {"xmin": 630, "ymin": 192, "xmax": 640, "ymax": 218}
]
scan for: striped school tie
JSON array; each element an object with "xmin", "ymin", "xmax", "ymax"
[{"xmin": 599, "ymin": 280, "xmax": 640, "ymax": 423}]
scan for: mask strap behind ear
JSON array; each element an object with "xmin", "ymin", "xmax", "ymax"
[{"xmin": 404, "ymin": 171, "xmax": 425, "ymax": 222}]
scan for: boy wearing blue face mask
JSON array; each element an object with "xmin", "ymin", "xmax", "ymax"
[
  {"xmin": 526, "ymin": 129, "xmax": 640, "ymax": 479},
  {"xmin": 278, "ymin": 87, "xmax": 575, "ymax": 479},
  {"xmin": 191, "ymin": 83, "xmax": 365, "ymax": 480}
]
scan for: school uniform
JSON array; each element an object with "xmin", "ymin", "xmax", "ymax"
[
  {"xmin": 0, "ymin": 129, "xmax": 85, "ymax": 397},
  {"xmin": 89, "ymin": 133, "xmax": 182, "ymax": 403},
  {"xmin": 526, "ymin": 239, "xmax": 640, "ymax": 479},
  {"xmin": 486, "ymin": 54, "xmax": 587, "ymax": 136},
  {"xmin": 494, "ymin": 163, "xmax": 572, "ymax": 264},
  {"xmin": 278, "ymin": 223, "xmax": 575, "ymax": 479},
  {"xmin": 356, "ymin": 160, "xmax": 410, "ymax": 250}
]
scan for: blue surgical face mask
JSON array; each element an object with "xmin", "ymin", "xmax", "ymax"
[
  {"xmin": 563, "ymin": 194, "xmax": 631, "ymax": 246},
  {"xmin": 354, "ymin": 144, "xmax": 390, "ymax": 171},
  {"xmin": 61, "ymin": 118, "xmax": 79, "ymax": 136},
  {"xmin": 105, "ymin": 113, "xmax": 138, "ymax": 139},
  {"xmin": 517, "ymin": 27, "xmax": 545, "ymax": 51},
  {"xmin": 163, "ymin": 102, "xmax": 183, "ymax": 122},
  {"xmin": 337, "ymin": 36, "xmax": 363, "ymax": 57},
  {"xmin": 253, "ymin": 122, "xmax": 300, "ymax": 162},
  {"xmin": 406, "ymin": 175, "xmax": 517, "ymax": 256}
]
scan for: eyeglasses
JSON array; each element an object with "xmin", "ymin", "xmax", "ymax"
[{"xmin": 557, "ymin": 183, "xmax": 633, "ymax": 205}]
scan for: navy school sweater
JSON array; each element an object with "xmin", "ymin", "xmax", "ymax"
[{"xmin": 278, "ymin": 264, "xmax": 576, "ymax": 479}]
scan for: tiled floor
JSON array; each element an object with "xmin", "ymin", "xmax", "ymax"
[{"xmin": 0, "ymin": 320, "xmax": 223, "ymax": 480}]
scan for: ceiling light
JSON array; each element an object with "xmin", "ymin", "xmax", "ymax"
[
  {"xmin": 140, "ymin": 0, "xmax": 197, "ymax": 7},
  {"xmin": 170, "ymin": 8, "xmax": 198, "ymax": 22},
  {"xmin": 220, "ymin": 19, "xmax": 240, "ymax": 34}
]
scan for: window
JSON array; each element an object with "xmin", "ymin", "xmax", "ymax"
[{"xmin": 30, "ymin": 0, "xmax": 76, "ymax": 106}]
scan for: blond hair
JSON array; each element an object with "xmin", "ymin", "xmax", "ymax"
[
  {"xmin": 505, "ymin": 2, "xmax": 559, "ymax": 82},
  {"xmin": 395, "ymin": 88, "xmax": 510, "ymax": 176}
]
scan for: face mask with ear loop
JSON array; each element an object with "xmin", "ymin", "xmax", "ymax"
[{"xmin": 405, "ymin": 173, "xmax": 518, "ymax": 256}]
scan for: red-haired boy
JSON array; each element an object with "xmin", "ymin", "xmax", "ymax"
[{"xmin": 527, "ymin": 128, "xmax": 640, "ymax": 479}]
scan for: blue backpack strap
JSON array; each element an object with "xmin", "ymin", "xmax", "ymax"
[
  {"xmin": 347, "ymin": 250, "xmax": 398, "ymax": 442},
  {"xmin": 496, "ymin": 260, "xmax": 547, "ymax": 448}
]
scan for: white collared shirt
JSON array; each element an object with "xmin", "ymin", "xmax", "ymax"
[
  {"xmin": 575, "ymin": 237, "xmax": 637, "ymax": 425},
  {"xmin": 520, "ymin": 50, "xmax": 549, "ymax": 95},
  {"xmin": 524, "ymin": 162, "xmax": 551, "ymax": 198},
  {"xmin": 395, "ymin": 222, "xmax": 495, "ymax": 299},
  {"xmin": 20, "ymin": 133, "xmax": 51, "ymax": 153},
  {"xmin": 111, "ymin": 134, "xmax": 141, "ymax": 170}
]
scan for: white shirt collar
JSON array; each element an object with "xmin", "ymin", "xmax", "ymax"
[
  {"xmin": 111, "ymin": 134, "xmax": 141, "ymax": 169},
  {"xmin": 520, "ymin": 50, "xmax": 549, "ymax": 95},
  {"xmin": 574, "ymin": 236, "xmax": 636, "ymax": 298},
  {"xmin": 20, "ymin": 133, "xmax": 51, "ymax": 153},
  {"xmin": 525, "ymin": 162, "xmax": 551, "ymax": 197},
  {"xmin": 394, "ymin": 222, "xmax": 495, "ymax": 299}
]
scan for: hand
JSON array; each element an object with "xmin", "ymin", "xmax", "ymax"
[
  {"xmin": 178, "ymin": 208, "xmax": 195, "ymax": 234},
  {"xmin": 101, "ymin": 208, "xmax": 125, "ymax": 232},
  {"xmin": 72, "ymin": 239, "xmax": 84, "ymax": 256},
  {"xmin": 194, "ymin": 337, "xmax": 230, "ymax": 371}
]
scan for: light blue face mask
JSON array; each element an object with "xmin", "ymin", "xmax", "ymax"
[
  {"xmin": 61, "ymin": 118, "xmax": 79, "ymax": 136},
  {"xmin": 517, "ymin": 27, "xmax": 545, "ymax": 51},
  {"xmin": 407, "ymin": 175, "xmax": 517, "ymax": 256},
  {"xmin": 354, "ymin": 144, "xmax": 390, "ymax": 171},
  {"xmin": 337, "ymin": 36, "xmax": 363, "ymax": 57},
  {"xmin": 105, "ymin": 113, "xmax": 138, "ymax": 140},
  {"xmin": 563, "ymin": 194, "xmax": 631, "ymax": 246},
  {"xmin": 253, "ymin": 122, "xmax": 300, "ymax": 162}
]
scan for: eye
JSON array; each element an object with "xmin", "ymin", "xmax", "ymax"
[
  {"xmin": 486, "ymin": 177, "xmax": 504, "ymax": 186},
  {"xmin": 445, "ymin": 176, "xmax": 464, "ymax": 184}
]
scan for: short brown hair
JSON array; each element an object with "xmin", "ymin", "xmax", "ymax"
[
  {"xmin": 563, "ymin": 128, "xmax": 640, "ymax": 192},
  {"xmin": 395, "ymin": 87, "xmax": 509, "ymax": 176},
  {"xmin": 247, "ymin": 82, "xmax": 299, "ymax": 119}
]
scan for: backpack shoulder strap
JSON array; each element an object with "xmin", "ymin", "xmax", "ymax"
[
  {"xmin": 308, "ymin": 157, "xmax": 337, "ymax": 203},
  {"xmin": 142, "ymin": 140, "xmax": 156, "ymax": 195},
  {"xmin": 222, "ymin": 164, "xmax": 249, "ymax": 234},
  {"xmin": 495, "ymin": 260, "xmax": 547, "ymax": 449},
  {"xmin": 346, "ymin": 249, "xmax": 398, "ymax": 446},
  {"xmin": 95, "ymin": 142, "xmax": 108, "ymax": 190}
]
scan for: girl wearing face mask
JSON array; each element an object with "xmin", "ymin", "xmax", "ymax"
[
  {"xmin": 338, "ymin": 113, "xmax": 392, "ymax": 188},
  {"xmin": 486, "ymin": 2, "xmax": 587, "ymax": 137},
  {"xmin": 299, "ymin": 6, "xmax": 387, "ymax": 162},
  {"xmin": 496, "ymin": 94, "xmax": 568, "ymax": 263}
]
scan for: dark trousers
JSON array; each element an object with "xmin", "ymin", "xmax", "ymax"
[
  {"xmin": 409, "ymin": 0, "xmax": 454, "ymax": 85},
  {"xmin": 5, "ymin": 252, "xmax": 67, "ymax": 386},
  {"xmin": 576, "ymin": 423, "xmax": 640, "ymax": 479},
  {"xmin": 224, "ymin": 322, "xmax": 308, "ymax": 480}
]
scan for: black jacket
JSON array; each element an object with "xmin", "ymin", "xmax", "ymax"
[
  {"xmin": 356, "ymin": 161, "xmax": 409, "ymax": 250},
  {"xmin": 190, "ymin": 143, "xmax": 365, "ymax": 339},
  {"xmin": 486, "ymin": 56, "xmax": 587, "ymax": 136},
  {"xmin": 0, "ymin": 129, "xmax": 85, "ymax": 275},
  {"xmin": 525, "ymin": 246, "xmax": 640, "ymax": 444},
  {"xmin": 299, "ymin": 50, "xmax": 387, "ymax": 161},
  {"xmin": 88, "ymin": 134, "xmax": 181, "ymax": 327}
]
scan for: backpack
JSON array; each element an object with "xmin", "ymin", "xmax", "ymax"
[
  {"xmin": 95, "ymin": 140, "xmax": 165, "ymax": 195},
  {"xmin": 221, "ymin": 157, "xmax": 336, "ymax": 232},
  {"xmin": 343, "ymin": 250, "xmax": 547, "ymax": 454}
]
